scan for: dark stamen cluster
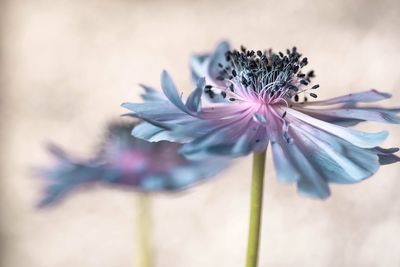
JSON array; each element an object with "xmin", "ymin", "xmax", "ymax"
[{"xmin": 211, "ymin": 45, "xmax": 319, "ymax": 102}]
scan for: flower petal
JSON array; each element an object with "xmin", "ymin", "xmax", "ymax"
[
  {"xmin": 190, "ymin": 41, "xmax": 230, "ymax": 86},
  {"xmin": 269, "ymin": 115, "xmax": 330, "ymax": 197},
  {"xmin": 286, "ymin": 108, "xmax": 388, "ymax": 148},
  {"xmin": 185, "ymin": 78, "xmax": 204, "ymax": 113},
  {"xmin": 139, "ymin": 84, "xmax": 167, "ymax": 102},
  {"xmin": 147, "ymin": 159, "xmax": 230, "ymax": 191},
  {"xmin": 294, "ymin": 106, "xmax": 400, "ymax": 124},
  {"xmin": 291, "ymin": 123, "xmax": 380, "ymax": 184},
  {"xmin": 161, "ymin": 71, "xmax": 190, "ymax": 113},
  {"xmin": 304, "ymin": 90, "xmax": 392, "ymax": 106},
  {"xmin": 131, "ymin": 122, "xmax": 188, "ymax": 143}
]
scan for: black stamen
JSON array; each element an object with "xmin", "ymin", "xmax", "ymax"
[
  {"xmin": 221, "ymin": 45, "xmax": 318, "ymax": 98},
  {"xmin": 300, "ymin": 80, "xmax": 308, "ymax": 85}
]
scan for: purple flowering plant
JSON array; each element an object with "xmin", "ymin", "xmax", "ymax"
[
  {"xmin": 123, "ymin": 41, "xmax": 400, "ymax": 198},
  {"xmin": 122, "ymin": 41, "xmax": 400, "ymax": 266},
  {"xmin": 37, "ymin": 122, "xmax": 228, "ymax": 207}
]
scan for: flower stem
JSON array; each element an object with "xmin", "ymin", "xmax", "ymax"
[
  {"xmin": 136, "ymin": 193, "xmax": 152, "ymax": 267},
  {"xmin": 245, "ymin": 151, "xmax": 266, "ymax": 267}
]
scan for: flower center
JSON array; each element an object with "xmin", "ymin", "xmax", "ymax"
[{"xmin": 206, "ymin": 46, "xmax": 320, "ymax": 104}]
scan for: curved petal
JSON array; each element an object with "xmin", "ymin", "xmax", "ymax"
[
  {"xmin": 161, "ymin": 71, "xmax": 190, "ymax": 113},
  {"xmin": 179, "ymin": 109, "xmax": 258, "ymax": 158},
  {"xmin": 190, "ymin": 41, "xmax": 230, "ymax": 86},
  {"xmin": 139, "ymin": 159, "xmax": 230, "ymax": 191},
  {"xmin": 291, "ymin": 123, "xmax": 380, "ymax": 184},
  {"xmin": 286, "ymin": 108, "xmax": 388, "ymax": 148},
  {"xmin": 139, "ymin": 84, "xmax": 167, "ymax": 102},
  {"xmin": 37, "ymin": 146, "xmax": 105, "ymax": 207},
  {"xmin": 131, "ymin": 122, "xmax": 191, "ymax": 143},
  {"xmin": 122, "ymin": 102, "xmax": 187, "ymax": 120},
  {"xmin": 304, "ymin": 90, "xmax": 392, "ymax": 106},
  {"xmin": 186, "ymin": 78, "xmax": 204, "ymax": 113},
  {"xmin": 294, "ymin": 106, "xmax": 400, "ymax": 124},
  {"xmin": 269, "ymin": 115, "xmax": 330, "ymax": 198}
]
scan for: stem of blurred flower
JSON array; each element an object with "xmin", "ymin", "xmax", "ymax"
[
  {"xmin": 245, "ymin": 151, "xmax": 266, "ymax": 267},
  {"xmin": 136, "ymin": 193, "xmax": 152, "ymax": 267}
]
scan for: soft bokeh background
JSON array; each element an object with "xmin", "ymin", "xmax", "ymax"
[{"xmin": 1, "ymin": 0, "xmax": 400, "ymax": 266}]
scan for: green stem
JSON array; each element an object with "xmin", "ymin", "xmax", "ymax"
[
  {"xmin": 245, "ymin": 151, "xmax": 266, "ymax": 267},
  {"xmin": 136, "ymin": 193, "xmax": 152, "ymax": 267}
]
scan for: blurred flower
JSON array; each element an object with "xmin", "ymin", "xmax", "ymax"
[
  {"xmin": 37, "ymin": 122, "xmax": 229, "ymax": 207},
  {"xmin": 122, "ymin": 41, "xmax": 400, "ymax": 198}
]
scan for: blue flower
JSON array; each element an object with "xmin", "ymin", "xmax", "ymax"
[
  {"xmin": 36, "ymin": 122, "xmax": 229, "ymax": 207},
  {"xmin": 122, "ymin": 41, "xmax": 400, "ymax": 199}
]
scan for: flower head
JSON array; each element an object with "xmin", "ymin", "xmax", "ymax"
[
  {"xmin": 37, "ymin": 122, "xmax": 229, "ymax": 207},
  {"xmin": 122, "ymin": 41, "xmax": 400, "ymax": 198}
]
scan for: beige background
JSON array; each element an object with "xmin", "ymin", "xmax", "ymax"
[{"xmin": 1, "ymin": 0, "xmax": 400, "ymax": 266}]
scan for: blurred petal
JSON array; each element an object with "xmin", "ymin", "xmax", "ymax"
[
  {"xmin": 139, "ymin": 84, "xmax": 167, "ymax": 102},
  {"xmin": 37, "ymin": 123, "xmax": 230, "ymax": 207},
  {"xmin": 190, "ymin": 41, "xmax": 230, "ymax": 85}
]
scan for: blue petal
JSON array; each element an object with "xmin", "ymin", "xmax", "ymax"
[
  {"xmin": 122, "ymin": 102, "xmax": 188, "ymax": 121},
  {"xmin": 292, "ymin": 124, "xmax": 379, "ymax": 184},
  {"xmin": 38, "ymin": 152, "xmax": 103, "ymax": 207},
  {"xmin": 190, "ymin": 41, "xmax": 230, "ymax": 85},
  {"xmin": 305, "ymin": 90, "xmax": 392, "ymax": 106},
  {"xmin": 139, "ymin": 84, "xmax": 167, "ymax": 102},
  {"xmin": 186, "ymin": 78, "xmax": 205, "ymax": 113},
  {"xmin": 208, "ymin": 41, "xmax": 230, "ymax": 81},
  {"xmin": 295, "ymin": 106, "xmax": 400, "ymax": 125},
  {"xmin": 161, "ymin": 71, "xmax": 189, "ymax": 113},
  {"xmin": 287, "ymin": 108, "xmax": 388, "ymax": 148},
  {"xmin": 270, "ymin": 139, "xmax": 299, "ymax": 183},
  {"xmin": 132, "ymin": 122, "xmax": 192, "ymax": 143},
  {"xmin": 284, "ymin": 139, "xmax": 331, "ymax": 199},
  {"xmin": 165, "ymin": 159, "xmax": 229, "ymax": 190},
  {"xmin": 139, "ymin": 175, "xmax": 167, "ymax": 191}
]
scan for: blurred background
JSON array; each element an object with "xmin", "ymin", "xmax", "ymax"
[{"xmin": 1, "ymin": 0, "xmax": 400, "ymax": 266}]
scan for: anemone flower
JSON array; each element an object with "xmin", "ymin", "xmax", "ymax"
[
  {"xmin": 37, "ymin": 122, "xmax": 229, "ymax": 267},
  {"xmin": 38, "ymin": 122, "xmax": 228, "ymax": 206},
  {"xmin": 122, "ymin": 41, "xmax": 400, "ymax": 266}
]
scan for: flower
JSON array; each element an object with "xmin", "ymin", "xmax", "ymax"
[
  {"xmin": 37, "ymin": 122, "xmax": 229, "ymax": 207},
  {"xmin": 122, "ymin": 41, "xmax": 400, "ymax": 199}
]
